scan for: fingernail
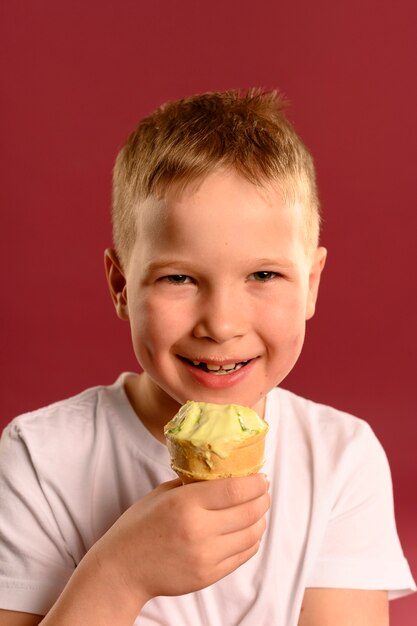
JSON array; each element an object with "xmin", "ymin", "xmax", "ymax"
[{"xmin": 260, "ymin": 473, "xmax": 269, "ymax": 487}]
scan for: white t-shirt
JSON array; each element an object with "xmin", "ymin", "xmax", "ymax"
[{"xmin": 0, "ymin": 373, "xmax": 415, "ymax": 625}]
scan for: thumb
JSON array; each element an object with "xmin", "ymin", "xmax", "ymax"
[{"xmin": 154, "ymin": 478, "xmax": 183, "ymax": 493}]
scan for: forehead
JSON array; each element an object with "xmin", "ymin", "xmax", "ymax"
[
  {"xmin": 137, "ymin": 170, "xmax": 303, "ymax": 235},
  {"xmin": 130, "ymin": 171, "xmax": 308, "ymax": 270}
]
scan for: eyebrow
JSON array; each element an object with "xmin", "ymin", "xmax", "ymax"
[
  {"xmin": 144, "ymin": 260, "xmax": 198, "ymax": 273},
  {"xmin": 254, "ymin": 257, "xmax": 296, "ymax": 268},
  {"xmin": 145, "ymin": 257, "xmax": 296, "ymax": 274}
]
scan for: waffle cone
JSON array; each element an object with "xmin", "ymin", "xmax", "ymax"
[{"xmin": 166, "ymin": 429, "xmax": 267, "ymax": 483}]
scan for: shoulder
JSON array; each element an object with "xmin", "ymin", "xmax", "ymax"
[
  {"xmin": 267, "ymin": 387, "xmax": 389, "ymax": 484},
  {"xmin": 270, "ymin": 386, "xmax": 378, "ymax": 445},
  {"xmin": 0, "ymin": 375, "xmax": 135, "ymax": 483},
  {"xmin": 0, "ymin": 376, "xmax": 139, "ymax": 538},
  {"xmin": 2, "ymin": 374, "xmax": 131, "ymax": 443},
  {"xmin": 3, "ymin": 384, "xmax": 106, "ymax": 449}
]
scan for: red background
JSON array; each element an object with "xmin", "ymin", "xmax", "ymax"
[{"xmin": 1, "ymin": 1, "xmax": 416, "ymax": 622}]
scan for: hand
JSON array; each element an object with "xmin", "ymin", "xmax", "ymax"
[{"xmin": 92, "ymin": 473, "xmax": 270, "ymax": 603}]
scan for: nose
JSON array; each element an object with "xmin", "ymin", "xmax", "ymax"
[{"xmin": 192, "ymin": 286, "xmax": 248, "ymax": 343}]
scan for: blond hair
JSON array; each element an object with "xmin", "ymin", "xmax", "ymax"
[{"xmin": 112, "ymin": 89, "xmax": 320, "ymax": 267}]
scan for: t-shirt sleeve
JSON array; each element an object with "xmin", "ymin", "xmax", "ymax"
[
  {"xmin": 306, "ymin": 420, "xmax": 416, "ymax": 598},
  {"xmin": 0, "ymin": 420, "xmax": 75, "ymax": 614}
]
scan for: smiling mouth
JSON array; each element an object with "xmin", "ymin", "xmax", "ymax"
[{"xmin": 181, "ymin": 357, "xmax": 251, "ymax": 375}]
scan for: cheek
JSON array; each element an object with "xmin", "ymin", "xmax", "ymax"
[
  {"xmin": 260, "ymin": 293, "xmax": 307, "ymax": 337},
  {"xmin": 268, "ymin": 323, "xmax": 306, "ymax": 358},
  {"xmin": 259, "ymin": 297, "xmax": 307, "ymax": 370},
  {"xmin": 129, "ymin": 296, "xmax": 189, "ymax": 350},
  {"xmin": 266, "ymin": 322, "xmax": 306, "ymax": 388}
]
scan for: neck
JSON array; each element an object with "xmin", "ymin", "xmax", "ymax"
[{"xmin": 124, "ymin": 373, "xmax": 181, "ymax": 443}]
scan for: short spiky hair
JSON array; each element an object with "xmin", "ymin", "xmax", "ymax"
[{"xmin": 112, "ymin": 89, "xmax": 320, "ymax": 267}]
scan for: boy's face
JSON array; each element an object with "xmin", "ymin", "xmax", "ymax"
[{"xmin": 106, "ymin": 170, "xmax": 326, "ymax": 424}]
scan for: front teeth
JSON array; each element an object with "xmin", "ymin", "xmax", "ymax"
[
  {"xmin": 206, "ymin": 363, "xmax": 222, "ymax": 371},
  {"xmin": 190, "ymin": 359, "xmax": 248, "ymax": 373}
]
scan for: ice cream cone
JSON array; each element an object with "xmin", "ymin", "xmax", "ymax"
[{"xmin": 164, "ymin": 401, "xmax": 268, "ymax": 483}]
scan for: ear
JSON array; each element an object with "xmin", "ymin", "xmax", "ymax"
[
  {"xmin": 104, "ymin": 248, "xmax": 129, "ymax": 320},
  {"xmin": 305, "ymin": 246, "xmax": 327, "ymax": 320}
]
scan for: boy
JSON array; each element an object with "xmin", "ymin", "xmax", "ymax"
[{"xmin": 0, "ymin": 89, "xmax": 415, "ymax": 625}]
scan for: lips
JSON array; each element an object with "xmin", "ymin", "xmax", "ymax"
[{"xmin": 178, "ymin": 355, "xmax": 257, "ymax": 390}]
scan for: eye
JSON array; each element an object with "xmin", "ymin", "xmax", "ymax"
[
  {"xmin": 249, "ymin": 271, "xmax": 280, "ymax": 282},
  {"xmin": 162, "ymin": 274, "xmax": 192, "ymax": 285}
]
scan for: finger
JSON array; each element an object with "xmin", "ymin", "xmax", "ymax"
[
  {"xmin": 217, "ymin": 516, "xmax": 267, "ymax": 561},
  {"xmin": 217, "ymin": 537, "xmax": 262, "ymax": 579},
  {"xmin": 154, "ymin": 478, "xmax": 183, "ymax": 493},
  {"xmin": 188, "ymin": 518, "xmax": 266, "ymax": 584},
  {"xmin": 186, "ymin": 474, "xmax": 269, "ymax": 511},
  {"xmin": 213, "ymin": 490, "xmax": 270, "ymax": 535}
]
